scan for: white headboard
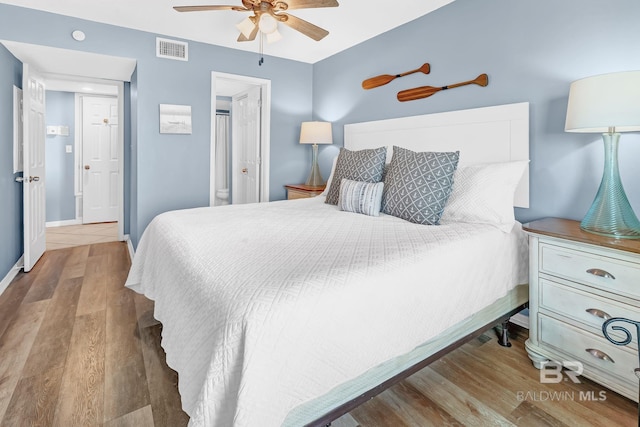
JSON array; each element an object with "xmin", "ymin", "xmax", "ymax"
[{"xmin": 344, "ymin": 102, "xmax": 530, "ymax": 208}]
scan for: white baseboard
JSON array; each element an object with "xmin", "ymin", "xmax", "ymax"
[
  {"xmin": 46, "ymin": 219, "xmax": 82, "ymax": 228},
  {"xmin": 0, "ymin": 255, "xmax": 24, "ymax": 296},
  {"xmin": 125, "ymin": 234, "xmax": 135, "ymax": 263},
  {"xmin": 510, "ymin": 311, "xmax": 529, "ymax": 329}
]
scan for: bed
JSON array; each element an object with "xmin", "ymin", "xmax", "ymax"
[{"xmin": 125, "ymin": 102, "xmax": 530, "ymax": 426}]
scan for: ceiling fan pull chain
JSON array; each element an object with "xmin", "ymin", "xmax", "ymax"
[{"xmin": 259, "ymin": 32, "xmax": 264, "ymax": 66}]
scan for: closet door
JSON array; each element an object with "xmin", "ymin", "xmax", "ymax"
[{"xmin": 231, "ymin": 86, "xmax": 261, "ymax": 204}]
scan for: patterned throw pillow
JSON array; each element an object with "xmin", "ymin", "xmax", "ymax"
[
  {"xmin": 382, "ymin": 146, "xmax": 459, "ymax": 225},
  {"xmin": 338, "ymin": 179, "xmax": 385, "ymax": 217},
  {"xmin": 324, "ymin": 147, "xmax": 387, "ymax": 205}
]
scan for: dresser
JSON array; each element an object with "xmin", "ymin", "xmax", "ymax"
[
  {"xmin": 523, "ymin": 218, "xmax": 640, "ymax": 401},
  {"xmin": 284, "ymin": 184, "xmax": 325, "ymax": 200}
]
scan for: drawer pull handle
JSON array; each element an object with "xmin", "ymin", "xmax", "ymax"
[
  {"xmin": 586, "ymin": 308, "xmax": 612, "ymax": 320},
  {"xmin": 586, "ymin": 268, "xmax": 615, "ymax": 280},
  {"xmin": 585, "ymin": 348, "xmax": 615, "ymax": 363}
]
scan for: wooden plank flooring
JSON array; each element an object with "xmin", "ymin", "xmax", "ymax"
[{"xmin": 0, "ymin": 241, "xmax": 637, "ymax": 426}]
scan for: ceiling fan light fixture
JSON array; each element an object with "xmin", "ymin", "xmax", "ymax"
[
  {"xmin": 178, "ymin": 0, "xmax": 338, "ymax": 45},
  {"xmin": 258, "ymin": 14, "xmax": 278, "ymax": 34},
  {"xmin": 236, "ymin": 16, "xmax": 256, "ymax": 38},
  {"xmin": 266, "ymin": 28, "xmax": 282, "ymax": 43}
]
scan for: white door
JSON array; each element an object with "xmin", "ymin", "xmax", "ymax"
[
  {"xmin": 231, "ymin": 86, "xmax": 261, "ymax": 204},
  {"xmin": 22, "ymin": 64, "xmax": 46, "ymax": 272},
  {"xmin": 82, "ymin": 96, "xmax": 119, "ymax": 224}
]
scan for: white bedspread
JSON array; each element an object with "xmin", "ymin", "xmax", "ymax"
[{"xmin": 125, "ymin": 196, "xmax": 528, "ymax": 426}]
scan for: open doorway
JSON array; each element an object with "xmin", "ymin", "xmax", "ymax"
[
  {"xmin": 1, "ymin": 40, "xmax": 135, "ymax": 268},
  {"xmin": 44, "ymin": 79, "xmax": 121, "ymax": 250},
  {"xmin": 211, "ymin": 72, "xmax": 271, "ymax": 206}
]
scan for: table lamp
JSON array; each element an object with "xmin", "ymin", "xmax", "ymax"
[
  {"xmin": 300, "ymin": 121, "xmax": 332, "ymax": 187},
  {"xmin": 565, "ymin": 70, "xmax": 640, "ymax": 239}
]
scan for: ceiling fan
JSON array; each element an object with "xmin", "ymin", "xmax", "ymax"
[{"xmin": 174, "ymin": 0, "xmax": 339, "ymax": 43}]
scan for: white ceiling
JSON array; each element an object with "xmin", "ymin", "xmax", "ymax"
[
  {"xmin": 1, "ymin": 40, "xmax": 137, "ymax": 82},
  {"xmin": 1, "ymin": 0, "xmax": 455, "ymax": 64}
]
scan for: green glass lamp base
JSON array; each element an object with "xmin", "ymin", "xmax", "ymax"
[{"xmin": 580, "ymin": 132, "xmax": 640, "ymax": 239}]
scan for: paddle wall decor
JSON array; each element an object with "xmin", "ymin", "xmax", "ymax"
[
  {"xmin": 362, "ymin": 62, "xmax": 489, "ymax": 102},
  {"xmin": 397, "ymin": 74, "xmax": 489, "ymax": 102},
  {"xmin": 361, "ymin": 63, "xmax": 431, "ymax": 90}
]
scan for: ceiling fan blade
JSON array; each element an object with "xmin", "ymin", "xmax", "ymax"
[
  {"xmin": 275, "ymin": 0, "xmax": 339, "ymax": 10},
  {"xmin": 237, "ymin": 24, "xmax": 259, "ymax": 42},
  {"xmin": 280, "ymin": 13, "xmax": 329, "ymax": 41},
  {"xmin": 173, "ymin": 5, "xmax": 250, "ymax": 12}
]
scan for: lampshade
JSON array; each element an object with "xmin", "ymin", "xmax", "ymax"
[
  {"xmin": 258, "ymin": 14, "xmax": 278, "ymax": 34},
  {"xmin": 266, "ymin": 29, "xmax": 282, "ymax": 44},
  {"xmin": 565, "ymin": 71, "xmax": 640, "ymax": 133},
  {"xmin": 299, "ymin": 121, "xmax": 333, "ymax": 145},
  {"xmin": 236, "ymin": 17, "xmax": 256, "ymax": 39}
]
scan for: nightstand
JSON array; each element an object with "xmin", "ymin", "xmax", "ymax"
[
  {"xmin": 523, "ymin": 217, "xmax": 640, "ymax": 402},
  {"xmin": 284, "ymin": 184, "xmax": 326, "ymax": 200}
]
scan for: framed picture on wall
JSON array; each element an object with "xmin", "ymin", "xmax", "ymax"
[{"xmin": 159, "ymin": 104, "xmax": 192, "ymax": 134}]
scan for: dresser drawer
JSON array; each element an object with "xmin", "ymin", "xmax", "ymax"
[
  {"xmin": 539, "ymin": 314, "xmax": 637, "ymax": 384},
  {"xmin": 540, "ymin": 243, "xmax": 640, "ymax": 300},
  {"xmin": 539, "ymin": 279, "xmax": 639, "ymax": 343}
]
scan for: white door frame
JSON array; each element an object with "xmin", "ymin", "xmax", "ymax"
[
  {"xmin": 210, "ymin": 72, "xmax": 271, "ymax": 206},
  {"xmin": 51, "ymin": 74, "xmax": 125, "ymax": 240}
]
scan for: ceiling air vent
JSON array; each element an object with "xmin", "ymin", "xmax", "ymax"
[{"xmin": 156, "ymin": 37, "xmax": 188, "ymax": 61}]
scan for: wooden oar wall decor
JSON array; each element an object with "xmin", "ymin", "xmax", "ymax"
[
  {"xmin": 362, "ymin": 63, "xmax": 431, "ymax": 90},
  {"xmin": 397, "ymin": 73, "xmax": 489, "ymax": 102}
]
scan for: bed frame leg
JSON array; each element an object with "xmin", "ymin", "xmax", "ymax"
[{"xmin": 498, "ymin": 320, "xmax": 512, "ymax": 347}]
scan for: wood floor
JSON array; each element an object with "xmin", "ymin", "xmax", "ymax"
[
  {"xmin": 0, "ymin": 242, "xmax": 637, "ymax": 426},
  {"xmin": 46, "ymin": 222, "xmax": 118, "ymax": 251}
]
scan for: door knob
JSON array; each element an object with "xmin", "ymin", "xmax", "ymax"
[
  {"xmin": 29, "ymin": 176, "xmax": 40, "ymax": 182},
  {"xmin": 241, "ymin": 168, "xmax": 248, "ymax": 174},
  {"xmin": 84, "ymin": 165, "xmax": 91, "ymax": 170}
]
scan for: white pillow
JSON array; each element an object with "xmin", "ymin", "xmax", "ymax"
[{"xmin": 440, "ymin": 161, "xmax": 529, "ymax": 232}]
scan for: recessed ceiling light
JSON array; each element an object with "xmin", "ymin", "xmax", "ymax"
[{"xmin": 71, "ymin": 30, "xmax": 86, "ymax": 41}]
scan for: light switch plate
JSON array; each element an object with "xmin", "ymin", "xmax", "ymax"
[{"xmin": 65, "ymin": 145, "xmax": 72, "ymax": 153}]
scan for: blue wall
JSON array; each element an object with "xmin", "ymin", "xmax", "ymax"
[
  {"xmin": 313, "ymin": 0, "xmax": 640, "ymax": 224},
  {"xmin": 45, "ymin": 90, "xmax": 76, "ymax": 222},
  {"xmin": 0, "ymin": 44, "xmax": 23, "ymax": 277},
  {"xmin": 0, "ymin": 3, "xmax": 314, "ymax": 250}
]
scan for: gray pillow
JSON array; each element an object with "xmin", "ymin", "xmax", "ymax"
[
  {"xmin": 338, "ymin": 179, "xmax": 385, "ymax": 217},
  {"xmin": 382, "ymin": 146, "xmax": 459, "ymax": 225},
  {"xmin": 325, "ymin": 147, "xmax": 387, "ymax": 205}
]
